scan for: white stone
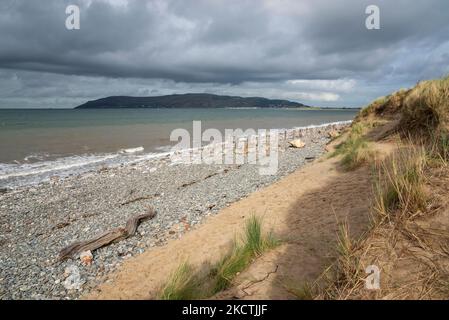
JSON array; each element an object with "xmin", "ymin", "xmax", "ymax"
[
  {"xmin": 63, "ymin": 265, "xmax": 84, "ymax": 290},
  {"xmin": 288, "ymin": 139, "xmax": 306, "ymax": 148}
]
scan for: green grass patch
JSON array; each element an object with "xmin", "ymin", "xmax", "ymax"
[
  {"xmin": 157, "ymin": 215, "xmax": 279, "ymax": 300},
  {"xmin": 211, "ymin": 215, "xmax": 279, "ymax": 292},
  {"xmin": 330, "ymin": 123, "xmax": 375, "ymax": 170},
  {"xmin": 159, "ymin": 262, "xmax": 200, "ymax": 300}
]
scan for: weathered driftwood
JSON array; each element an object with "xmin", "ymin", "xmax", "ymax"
[
  {"xmin": 178, "ymin": 169, "xmax": 230, "ymax": 189},
  {"xmin": 120, "ymin": 193, "xmax": 161, "ymax": 206},
  {"xmin": 58, "ymin": 208, "xmax": 156, "ymax": 261}
]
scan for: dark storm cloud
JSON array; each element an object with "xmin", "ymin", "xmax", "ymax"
[{"xmin": 0, "ymin": 0, "xmax": 448, "ymax": 108}]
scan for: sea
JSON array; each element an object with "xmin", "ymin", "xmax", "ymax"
[{"xmin": 0, "ymin": 108, "xmax": 358, "ymax": 188}]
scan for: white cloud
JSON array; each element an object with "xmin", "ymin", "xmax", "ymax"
[
  {"xmin": 291, "ymin": 92, "xmax": 340, "ymax": 102},
  {"xmin": 286, "ymin": 79, "xmax": 356, "ymax": 92}
]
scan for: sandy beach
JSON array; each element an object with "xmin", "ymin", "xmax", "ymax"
[
  {"xmin": 86, "ymin": 132, "xmax": 381, "ymax": 300},
  {"xmin": 0, "ymin": 123, "xmax": 348, "ymax": 299},
  {"xmin": 2, "ymin": 1, "xmax": 448, "ymax": 306}
]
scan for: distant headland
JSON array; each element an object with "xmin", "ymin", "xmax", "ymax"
[{"xmin": 74, "ymin": 93, "xmax": 310, "ymax": 109}]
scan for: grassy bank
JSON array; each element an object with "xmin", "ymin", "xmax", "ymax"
[{"xmin": 315, "ymin": 75, "xmax": 449, "ymax": 299}]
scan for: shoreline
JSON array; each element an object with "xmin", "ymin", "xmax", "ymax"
[
  {"xmin": 0, "ymin": 122, "xmax": 349, "ymax": 300},
  {"xmin": 0, "ymin": 120, "xmax": 352, "ymax": 190},
  {"xmin": 87, "ymin": 132, "xmax": 379, "ymax": 300}
]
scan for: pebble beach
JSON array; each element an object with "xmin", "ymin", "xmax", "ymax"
[{"xmin": 0, "ymin": 122, "xmax": 348, "ymax": 300}]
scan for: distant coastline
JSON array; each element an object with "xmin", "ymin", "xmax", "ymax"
[
  {"xmin": 74, "ymin": 93, "xmax": 310, "ymax": 109},
  {"xmin": 275, "ymin": 106, "xmax": 361, "ymax": 110}
]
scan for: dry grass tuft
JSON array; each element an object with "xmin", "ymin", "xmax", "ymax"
[
  {"xmin": 400, "ymin": 76, "xmax": 449, "ymax": 135},
  {"xmin": 317, "ymin": 222, "xmax": 369, "ymax": 300},
  {"xmin": 284, "ymin": 281, "xmax": 315, "ymax": 300},
  {"xmin": 373, "ymin": 144, "xmax": 428, "ymax": 222},
  {"xmin": 357, "ymin": 88, "xmax": 410, "ymax": 121},
  {"xmin": 427, "ymin": 130, "xmax": 449, "ymax": 166}
]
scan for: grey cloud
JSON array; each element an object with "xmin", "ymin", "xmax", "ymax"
[{"xmin": 0, "ymin": 0, "xmax": 448, "ymax": 108}]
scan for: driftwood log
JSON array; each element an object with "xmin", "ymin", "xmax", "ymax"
[
  {"xmin": 177, "ymin": 168, "xmax": 230, "ymax": 190},
  {"xmin": 120, "ymin": 193, "xmax": 161, "ymax": 206},
  {"xmin": 58, "ymin": 208, "xmax": 156, "ymax": 261}
]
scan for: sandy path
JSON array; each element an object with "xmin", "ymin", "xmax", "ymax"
[{"xmin": 86, "ymin": 141, "xmax": 392, "ymax": 300}]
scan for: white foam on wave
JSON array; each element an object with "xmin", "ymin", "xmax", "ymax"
[
  {"xmin": 0, "ymin": 120, "xmax": 352, "ymax": 189},
  {"xmin": 23, "ymin": 152, "xmax": 52, "ymax": 162},
  {"xmin": 295, "ymin": 119, "xmax": 352, "ymax": 130},
  {"xmin": 0, "ymin": 148, "xmax": 177, "ymax": 189},
  {"xmin": 122, "ymin": 151, "xmax": 173, "ymax": 166},
  {"xmin": 225, "ymin": 120, "xmax": 353, "ymax": 141},
  {"xmin": 154, "ymin": 145, "xmax": 173, "ymax": 153},
  {"xmin": 0, "ymin": 154, "xmax": 120, "ymax": 180},
  {"xmin": 119, "ymin": 146, "xmax": 144, "ymax": 154}
]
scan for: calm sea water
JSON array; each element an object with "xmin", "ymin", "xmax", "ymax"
[{"xmin": 0, "ymin": 108, "xmax": 357, "ymax": 188}]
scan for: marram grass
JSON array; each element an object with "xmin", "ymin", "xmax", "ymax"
[{"xmin": 158, "ymin": 215, "xmax": 279, "ymax": 299}]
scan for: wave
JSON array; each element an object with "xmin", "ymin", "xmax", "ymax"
[
  {"xmin": 154, "ymin": 145, "xmax": 173, "ymax": 153},
  {"xmin": 23, "ymin": 152, "xmax": 52, "ymax": 162},
  {"xmin": 119, "ymin": 146, "xmax": 145, "ymax": 154},
  {"xmin": 0, "ymin": 154, "xmax": 119, "ymax": 188},
  {"xmin": 290, "ymin": 120, "xmax": 352, "ymax": 131},
  {"xmin": 0, "ymin": 120, "xmax": 351, "ymax": 189}
]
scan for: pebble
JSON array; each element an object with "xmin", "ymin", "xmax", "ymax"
[{"xmin": 0, "ymin": 124, "xmax": 347, "ymax": 300}]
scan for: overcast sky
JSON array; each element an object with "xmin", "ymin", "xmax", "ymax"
[{"xmin": 0, "ymin": 0, "xmax": 448, "ymax": 108}]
